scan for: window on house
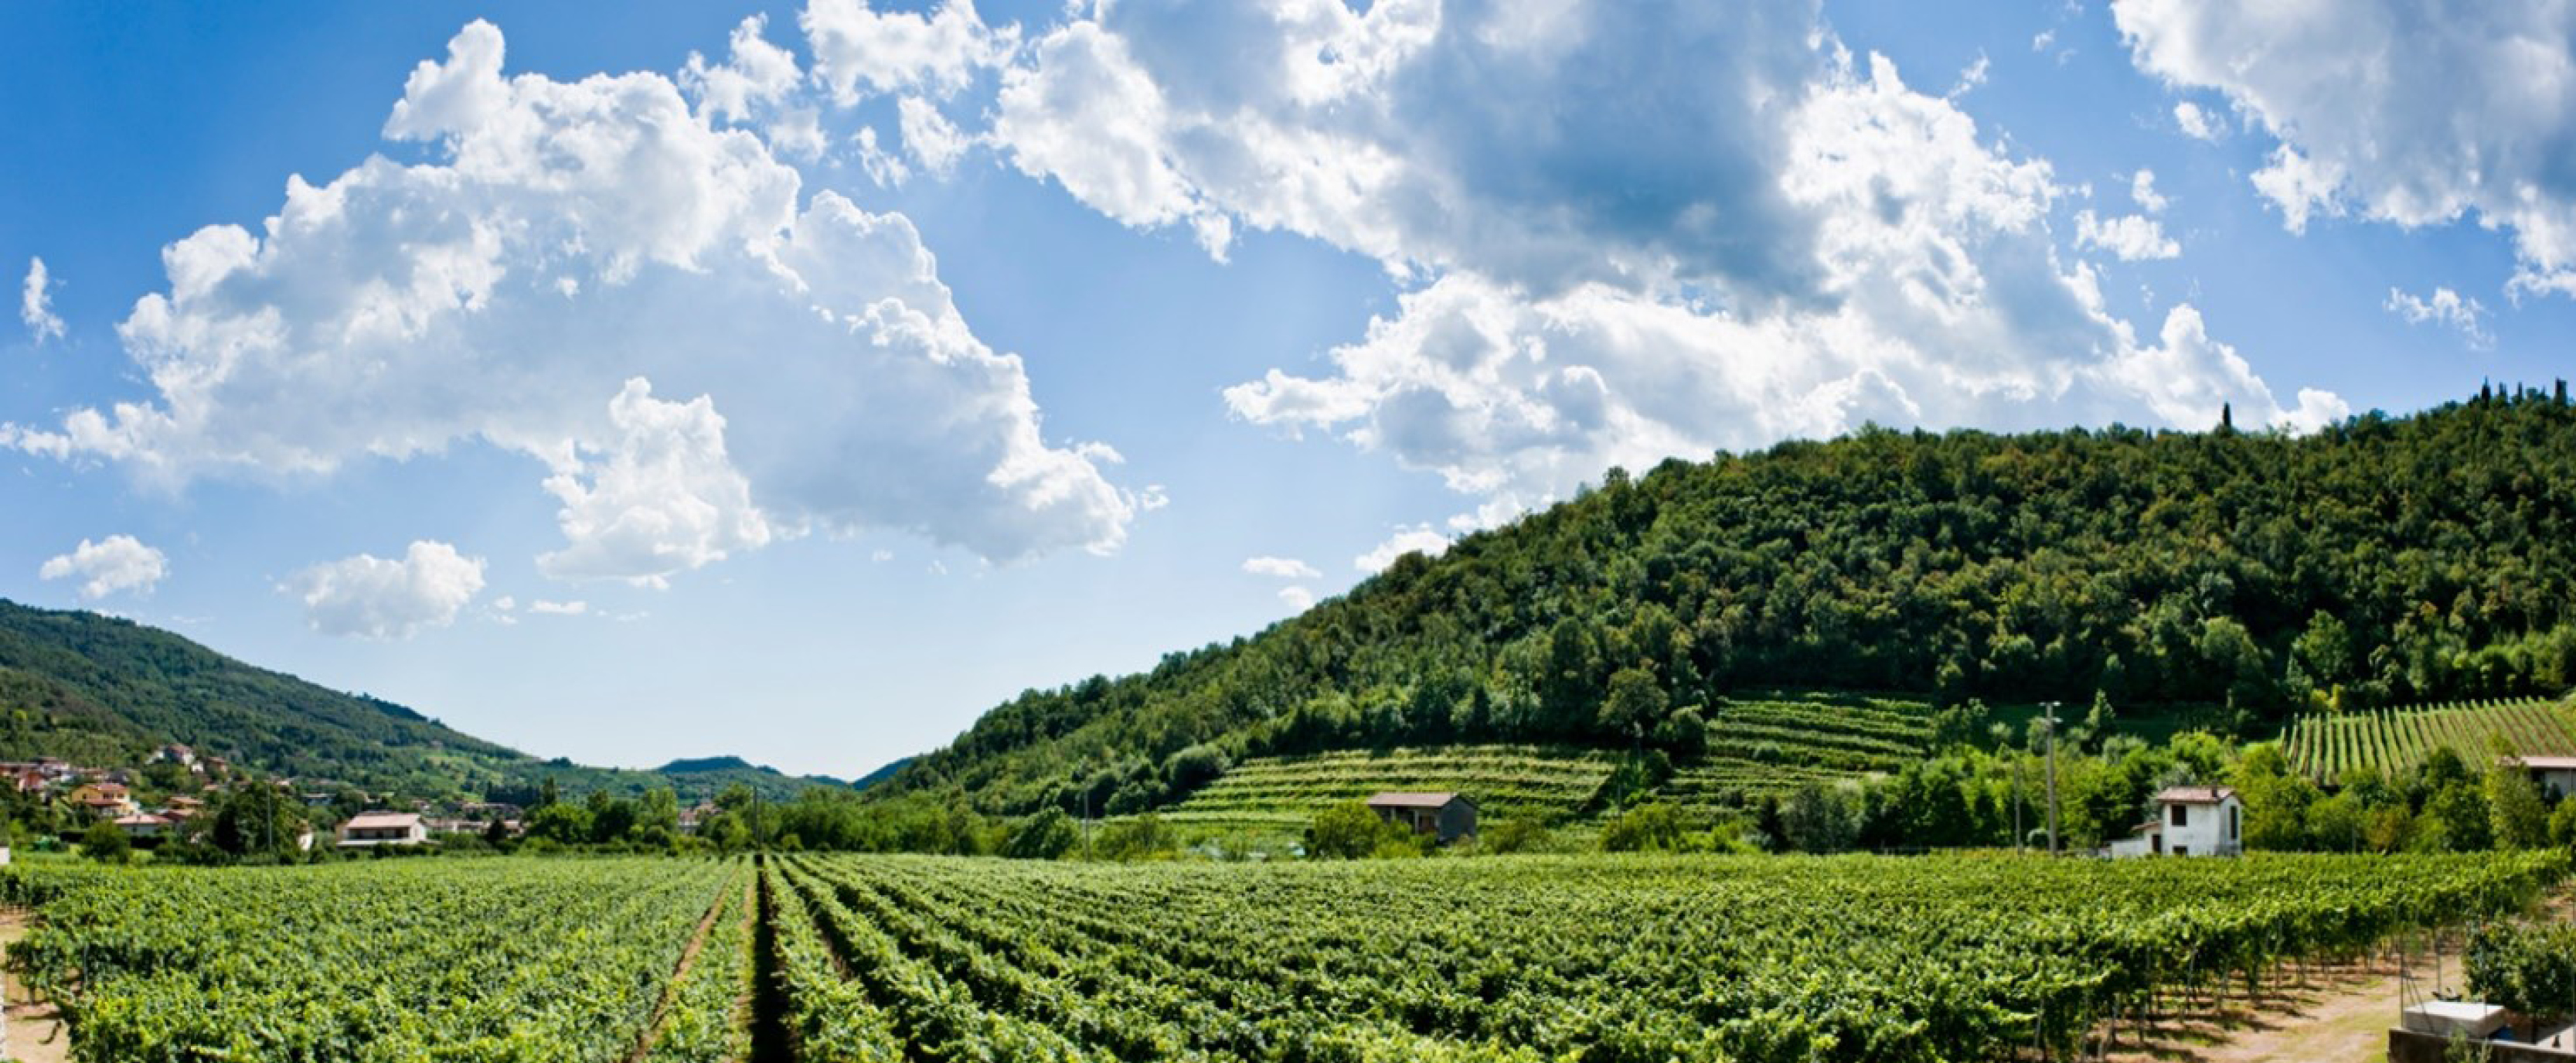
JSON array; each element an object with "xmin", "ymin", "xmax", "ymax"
[
  {"xmin": 2227, "ymin": 806, "xmax": 2239, "ymax": 841},
  {"xmin": 2173, "ymin": 845, "xmax": 2190, "ymax": 857},
  {"xmin": 2169, "ymin": 803, "xmax": 2188, "ymax": 827}
]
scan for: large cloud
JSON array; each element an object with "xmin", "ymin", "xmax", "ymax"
[
  {"xmin": 38, "ymin": 535, "xmax": 168, "ymax": 600},
  {"xmin": 964, "ymin": 0, "xmax": 2333, "ymax": 521},
  {"xmin": 3, "ymin": 20, "xmax": 1137, "ymax": 584},
  {"xmin": 2113, "ymin": 0, "xmax": 2576, "ymax": 296},
  {"xmin": 284, "ymin": 540, "xmax": 485, "ymax": 639}
]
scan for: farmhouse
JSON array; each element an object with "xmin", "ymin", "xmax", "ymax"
[
  {"xmin": 1366, "ymin": 792, "xmax": 1478, "ymax": 843},
  {"xmin": 2109, "ymin": 785, "xmax": 2242, "ymax": 857},
  {"xmin": 336, "ymin": 811, "xmax": 428, "ymax": 848},
  {"xmin": 2510, "ymin": 755, "xmax": 2576, "ymax": 800},
  {"xmin": 113, "ymin": 812, "xmax": 171, "ymax": 839}
]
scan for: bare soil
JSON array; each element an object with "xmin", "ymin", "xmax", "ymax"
[{"xmin": 0, "ymin": 910, "xmax": 69, "ymax": 1063}]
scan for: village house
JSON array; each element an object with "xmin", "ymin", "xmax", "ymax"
[
  {"xmin": 2109, "ymin": 785, "xmax": 2243, "ymax": 857},
  {"xmin": 69, "ymin": 782, "xmax": 139, "ymax": 818},
  {"xmin": 155, "ymin": 744, "xmax": 198, "ymax": 769},
  {"xmin": 2509, "ymin": 755, "xmax": 2576, "ymax": 801},
  {"xmin": 1365, "ymin": 792, "xmax": 1479, "ymax": 843},
  {"xmin": 113, "ymin": 812, "xmax": 171, "ymax": 840},
  {"xmin": 679, "ymin": 802, "xmax": 720, "ymax": 834},
  {"xmin": 336, "ymin": 811, "xmax": 429, "ymax": 848}
]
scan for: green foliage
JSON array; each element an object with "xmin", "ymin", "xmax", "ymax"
[
  {"xmin": 77, "ymin": 817, "xmax": 127, "ymax": 863},
  {"xmin": 1478, "ymin": 818, "xmax": 1555, "ymax": 854},
  {"xmin": 2469, "ymin": 922, "xmax": 2576, "ymax": 1024},
  {"xmin": 9, "ymin": 857, "xmax": 745, "ymax": 1060},
  {"xmin": 1599, "ymin": 802, "xmax": 1688, "ymax": 852},
  {"xmin": 2486, "ymin": 764, "xmax": 2550, "ymax": 850},
  {"xmin": 1001, "ymin": 808, "xmax": 1079, "ymax": 860},
  {"xmin": 886, "ymin": 396, "xmax": 2576, "ymax": 816},
  {"xmin": 750, "ymin": 849, "xmax": 2567, "ymax": 1063},
  {"xmin": 1308, "ymin": 800, "xmax": 1400, "ymax": 859},
  {"xmin": 1093, "ymin": 815, "xmax": 1177, "ymax": 860}
]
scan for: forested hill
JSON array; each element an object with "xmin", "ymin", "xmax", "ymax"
[
  {"xmin": 0, "ymin": 600, "xmax": 822, "ymax": 801},
  {"xmin": 885, "ymin": 387, "xmax": 2576, "ymax": 815}
]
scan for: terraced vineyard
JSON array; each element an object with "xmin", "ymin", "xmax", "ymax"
[
  {"xmin": 2282, "ymin": 697, "xmax": 2576, "ymax": 782},
  {"xmin": 0, "ymin": 857, "xmax": 749, "ymax": 1062},
  {"xmin": 1163, "ymin": 745, "xmax": 1617, "ymax": 825},
  {"xmin": 757, "ymin": 850, "xmax": 2565, "ymax": 1063},
  {"xmin": 1652, "ymin": 693, "xmax": 1938, "ymax": 815}
]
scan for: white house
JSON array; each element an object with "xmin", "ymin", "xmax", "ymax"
[
  {"xmin": 2109, "ymin": 785, "xmax": 2243, "ymax": 857},
  {"xmin": 335, "ymin": 811, "xmax": 428, "ymax": 848},
  {"xmin": 2509, "ymin": 755, "xmax": 2576, "ymax": 800}
]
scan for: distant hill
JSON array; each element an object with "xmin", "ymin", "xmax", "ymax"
[
  {"xmin": 880, "ymin": 389, "xmax": 2576, "ymax": 817},
  {"xmin": 0, "ymin": 599, "xmax": 827, "ymax": 802},
  {"xmin": 850, "ymin": 757, "xmax": 911, "ymax": 791}
]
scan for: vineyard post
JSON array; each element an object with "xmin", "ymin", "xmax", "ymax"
[{"xmin": 2042, "ymin": 702, "xmax": 2062, "ymax": 856}]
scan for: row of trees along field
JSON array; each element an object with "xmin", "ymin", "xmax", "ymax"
[{"xmin": 881, "ymin": 387, "xmax": 2576, "ymax": 816}]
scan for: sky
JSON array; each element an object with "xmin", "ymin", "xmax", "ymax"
[{"xmin": 5, "ymin": 1, "xmax": 2574, "ymax": 779}]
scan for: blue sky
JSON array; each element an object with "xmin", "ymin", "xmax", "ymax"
[{"xmin": 5, "ymin": 1, "xmax": 2572, "ymax": 779}]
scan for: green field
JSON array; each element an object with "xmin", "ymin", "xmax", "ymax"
[
  {"xmin": 2282, "ymin": 697, "xmax": 2576, "ymax": 782},
  {"xmin": 5, "ymin": 850, "xmax": 2561, "ymax": 1062}
]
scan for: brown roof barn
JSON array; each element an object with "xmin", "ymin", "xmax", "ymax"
[{"xmin": 1366, "ymin": 792, "xmax": 1479, "ymax": 843}]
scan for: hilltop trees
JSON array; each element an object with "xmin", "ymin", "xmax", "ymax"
[{"xmin": 882, "ymin": 391, "xmax": 2576, "ymax": 817}]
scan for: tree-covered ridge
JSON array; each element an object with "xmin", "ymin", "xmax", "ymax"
[
  {"xmin": 888, "ymin": 389, "xmax": 2576, "ymax": 815},
  {"xmin": 0, "ymin": 598, "xmax": 820, "ymax": 801}
]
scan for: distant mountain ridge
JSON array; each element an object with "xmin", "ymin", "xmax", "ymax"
[{"xmin": 0, "ymin": 598, "xmax": 830, "ymax": 801}]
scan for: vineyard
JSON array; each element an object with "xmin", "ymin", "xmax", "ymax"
[
  {"xmin": 1162, "ymin": 746, "xmax": 1617, "ymax": 827},
  {"xmin": 0, "ymin": 848, "xmax": 2560, "ymax": 1062},
  {"xmin": 0, "ymin": 858, "xmax": 751, "ymax": 1062},
  {"xmin": 2282, "ymin": 697, "xmax": 2576, "ymax": 782},
  {"xmin": 5, "ymin": 851, "xmax": 2552, "ymax": 1062},
  {"xmin": 1162, "ymin": 694, "xmax": 1938, "ymax": 834}
]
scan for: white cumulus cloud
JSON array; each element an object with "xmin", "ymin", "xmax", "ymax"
[
  {"xmin": 529, "ymin": 598, "xmax": 589, "ymax": 615},
  {"xmin": 2385, "ymin": 286, "xmax": 2494, "ymax": 349},
  {"xmin": 539, "ymin": 378, "xmax": 771, "ymax": 587},
  {"xmin": 2115, "ymin": 0, "xmax": 2576, "ymax": 294},
  {"xmin": 2131, "ymin": 169, "xmax": 2167, "ymax": 213},
  {"xmin": 3, "ymin": 21, "xmax": 1138, "ymax": 577},
  {"xmin": 284, "ymin": 540, "xmax": 485, "ymax": 639},
  {"xmin": 38, "ymin": 535, "xmax": 168, "ymax": 599},
  {"xmin": 20, "ymin": 257, "xmax": 63, "ymax": 343},
  {"xmin": 1242, "ymin": 555, "xmax": 1320, "ymax": 579},
  {"xmin": 2171, "ymin": 100, "xmax": 2223, "ymax": 141},
  {"xmin": 2074, "ymin": 210, "xmax": 2181, "ymax": 261},
  {"xmin": 1278, "ymin": 585, "xmax": 1317, "ymax": 611},
  {"xmin": 1355, "ymin": 526, "xmax": 1451, "ymax": 574},
  {"xmin": 975, "ymin": 2, "xmax": 2329, "ymax": 525}
]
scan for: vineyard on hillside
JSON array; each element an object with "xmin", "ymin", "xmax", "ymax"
[
  {"xmin": 2282, "ymin": 697, "xmax": 2576, "ymax": 782},
  {"xmin": 1162, "ymin": 746, "xmax": 1617, "ymax": 827},
  {"xmin": 0, "ymin": 851, "xmax": 2560, "ymax": 1062},
  {"xmin": 1162, "ymin": 693, "xmax": 1937, "ymax": 833}
]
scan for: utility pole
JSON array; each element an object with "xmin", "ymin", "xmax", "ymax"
[
  {"xmin": 1083, "ymin": 789, "xmax": 1094, "ymax": 861},
  {"xmin": 2040, "ymin": 701, "xmax": 2062, "ymax": 857},
  {"xmin": 2009, "ymin": 747, "xmax": 2024, "ymax": 853}
]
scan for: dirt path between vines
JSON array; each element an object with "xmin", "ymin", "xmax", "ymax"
[
  {"xmin": 624, "ymin": 870, "xmax": 743, "ymax": 1063},
  {"xmin": 0, "ymin": 910, "xmax": 70, "ymax": 1063},
  {"xmin": 2106, "ymin": 944, "xmax": 2488, "ymax": 1063}
]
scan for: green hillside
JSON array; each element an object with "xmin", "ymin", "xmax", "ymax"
[
  {"xmin": 883, "ymin": 389, "xmax": 2576, "ymax": 818},
  {"xmin": 0, "ymin": 599, "xmax": 823, "ymax": 802}
]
